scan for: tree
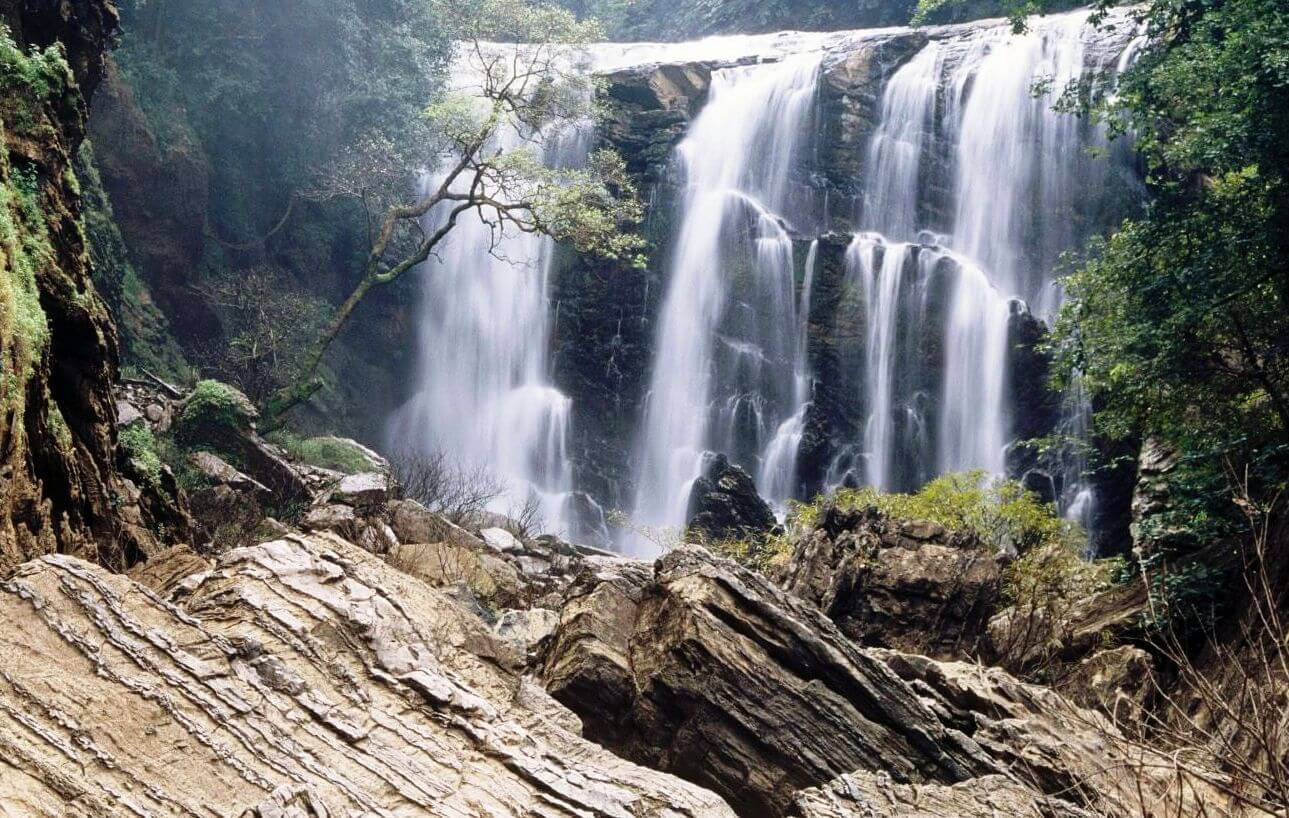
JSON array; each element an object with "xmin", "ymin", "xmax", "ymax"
[
  {"xmin": 1041, "ymin": 0, "xmax": 1289, "ymax": 533},
  {"xmin": 265, "ymin": 0, "xmax": 646, "ymax": 420}
]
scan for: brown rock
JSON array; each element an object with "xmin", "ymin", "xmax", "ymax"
[
  {"xmin": 542, "ymin": 547, "xmax": 999, "ymax": 817},
  {"xmin": 778, "ymin": 506, "xmax": 1001, "ymax": 658}
]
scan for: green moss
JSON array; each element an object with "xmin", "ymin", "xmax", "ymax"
[
  {"xmin": 0, "ymin": 143, "xmax": 52, "ymax": 422},
  {"xmin": 266, "ymin": 430, "xmax": 374, "ymax": 474},
  {"xmin": 119, "ymin": 422, "xmax": 164, "ymax": 489},
  {"xmin": 77, "ymin": 142, "xmax": 193, "ymax": 383},
  {"xmin": 0, "ymin": 27, "xmax": 71, "ymax": 101},
  {"xmin": 177, "ymin": 379, "xmax": 257, "ymax": 441}
]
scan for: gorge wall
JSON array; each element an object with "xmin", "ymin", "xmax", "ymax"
[{"xmin": 0, "ymin": 0, "xmax": 171, "ymax": 572}]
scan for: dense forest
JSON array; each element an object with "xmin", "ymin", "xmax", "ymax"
[{"xmin": 0, "ymin": 0, "xmax": 1285, "ymax": 814}]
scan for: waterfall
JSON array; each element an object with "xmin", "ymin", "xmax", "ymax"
[
  {"xmin": 387, "ymin": 67, "xmax": 590, "ymax": 537},
  {"xmin": 383, "ymin": 11, "xmax": 1142, "ymax": 551},
  {"xmin": 758, "ymin": 239, "xmax": 818, "ymax": 508},
  {"xmin": 937, "ymin": 259, "xmax": 1012, "ymax": 477},
  {"xmin": 860, "ymin": 42, "xmax": 942, "ymax": 240},
  {"xmin": 851, "ymin": 235, "xmax": 907, "ymax": 490},
  {"xmin": 628, "ymin": 53, "xmax": 821, "ymax": 548},
  {"xmin": 947, "ymin": 13, "xmax": 1123, "ymax": 316},
  {"xmin": 845, "ymin": 10, "xmax": 1137, "ymax": 506}
]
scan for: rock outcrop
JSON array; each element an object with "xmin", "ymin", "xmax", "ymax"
[
  {"xmin": 777, "ymin": 504, "xmax": 1002, "ymax": 657},
  {"xmin": 0, "ymin": 533, "xmax": 736, "ymax": 817},
  {"xmin": 0, "ymin": 1, "xmax": 175, "ymax": 572},
  {"xmin": 540, "ymin": 545, "xmax": 1203, "ymax": 817},
  {"xmin": 543, "ymin": 546, "xmax": 1016, "ymax": 816},
  {"xmin": 686, "ymin": 453, "xmax": 777, "ymax": 542}
]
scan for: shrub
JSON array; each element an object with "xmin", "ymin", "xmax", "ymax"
[
  {"xmin": 119, "ymin": 423, "xmax": 163, "ymax": 489},
  {"xmin": 702, "ymin": 530, "xmax": 794, "ymax": 573},
  {"xmin": 792, "ymin": 471, "xmax": 1075, "ymax": 554},
  {"xmin": 392, "ymin": 450, "xmax": 504, "ymax": 528}
]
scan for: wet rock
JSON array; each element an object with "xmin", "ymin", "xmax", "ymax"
[
  {"xmin": 685, "ymin": 452, "xmax": 777, "ymax": 542},
  {"xmin": 0, "ymin": 535, "xmax": 735, "ymax": 817}
]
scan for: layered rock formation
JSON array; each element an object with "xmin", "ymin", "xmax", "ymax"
[
  {"xmin": 777, "ymin": 504, "xmax": 1002, "ymax": 657},
  {"xmin": 539, "ymin": 544, "xmax": 1174, "ymax": 817},
  {"xmin": 0, "ymin": 533, "xmax": 735, "ymax": 817}
]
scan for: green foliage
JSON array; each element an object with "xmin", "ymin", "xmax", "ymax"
[
  {"xmin": 1134, "ymin": 554, "xmax": 1229, "ymax": 639},
  {"xmin": 177, "ymin": 379, "xmax": 257, "ymax": 439},
  {"xmin": 1046, "ymin": 0, "xmax": 1289, "ymax": 546},
  {"xmin": 1003, "ymin": 537, "xmax": 1122, "ymax": 609},
  {"xmin": 195, "ymin": 265, "xmax": 330, "ymax": 404},
  {"xmin": 267, "ymin": 431, "xmax": 373, "ymax": 474},
  {"xmin": 119, "ymin": 422, "xmax": 164, "ymax": 489},
  {"xmin": 702, "ymin": 529, "xmax": 794, "ymax": 572},
  {"xmin": 0, "ymin": 27, "xmax": 72, "ymax": 102},
  {"xmin": 0, "ymin": 31, "xmax": 63, "ymax": 416},
  {"xmin": 793, "ymin": 471, "xmax": 1078, "ymax": 554},
  {"xmin": 116, "ymin": 0, "xmax": 454, "ymax": 238}
]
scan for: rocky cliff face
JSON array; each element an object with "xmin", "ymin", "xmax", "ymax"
[{"xmin": 0, "ymin": 1, "xmax": 167, "ymax": 572}]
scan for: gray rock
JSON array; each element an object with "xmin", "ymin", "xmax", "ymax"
[
  {"xmin": 493, "ymin": 608, "xmax": 559, "ymax": 655},
  {"xmin": 480, "ymin": 526, "xmax": 522, "ymax": 553},
  {"xmin": 0, "ymin": 536, "xmax": 735, "ymax": 817},
  {"xmin": 116, "ymin": 399, "xmax": 143, "ymax": 427},
  {"xmin": 332, "ymin": 471, "xmax": 390, "ymax": 509}
]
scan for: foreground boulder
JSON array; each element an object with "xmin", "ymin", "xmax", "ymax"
[
  {"xmin": 543, "ymin": 546, "xmax": 1001, "ymax": 816},
  {"xmin": 541, "ymin": 546, "xmax": 1206, "ymax": 818},
  {"xmin": 0, "ymin": 534, "xmax": 735, "ymax": 817}
]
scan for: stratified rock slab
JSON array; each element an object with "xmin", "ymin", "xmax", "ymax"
[
  {"xmin": 543, "ymin": 546, "xmax": 1000, "ymax": 817},
  {"xmin": 0, "ymin": 533, "xmax": 736, "ymax": 818}
]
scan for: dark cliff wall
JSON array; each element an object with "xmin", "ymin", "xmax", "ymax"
[{"xmin": 0, "ymin": 0, "xmax": 167, "ymax": 571}]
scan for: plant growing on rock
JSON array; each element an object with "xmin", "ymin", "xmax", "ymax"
[
  {"xmin": 266, "ymin": 0, "xmax": 646, "ymax": 421},
  {"xmin": 793, "ymin": 471, "xmax": 1076, "ymax": 555}
]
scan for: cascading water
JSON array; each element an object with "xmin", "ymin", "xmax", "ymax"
[
  {"xmin": 385, "ymin": 11, "xmax": 1142, "ymax": 552},
  {"xmin": 843, "ymin": 10, "xmax": 1138, "ymax": 510},
  {"xmin": 628, "ymin": 53, "xmax": 821, "ymax": 549},
  {"xmin": 758, "ymin": 239, "xmax": 818, "ymax": 507},
  {"xmin": 387, "ymin": 54, "xmax": 590, "ymax": 537}
]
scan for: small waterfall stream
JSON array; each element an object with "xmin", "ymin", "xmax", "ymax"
[{"xmin": 387, "ymin": 63, "xmax": 591, "ymax": 537}]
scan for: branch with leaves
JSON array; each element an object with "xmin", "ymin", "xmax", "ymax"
[{"xmin": 266, "ymin": 0, "xmax": 646, "ymax": 422}]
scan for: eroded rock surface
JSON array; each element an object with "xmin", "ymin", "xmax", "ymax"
[
  {"xmin": 543, "ymin": 546, "xmax": 1002, "ymax": 816},
  {"xmin": 777, "ymin": 504, "xmax": 1001, "ymax": 658},
  {"xmin": 0, "ymin": 534, "xmax": 736, "ymax": 818}
]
